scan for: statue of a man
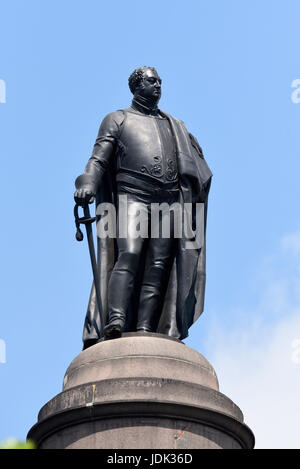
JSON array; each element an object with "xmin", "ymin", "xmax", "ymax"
[{"xmin": 74, "ymin": 66, "xmax": 212, "ymax": 349}]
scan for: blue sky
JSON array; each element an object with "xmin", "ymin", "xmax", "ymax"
[{"xmin": 1, "ymin": 0, "xmax": 300, "ymax": 448}]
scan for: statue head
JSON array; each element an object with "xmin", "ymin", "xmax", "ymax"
[{"xmin": 128, "ymin": 66, "xmax": 162, "ymax": 104}]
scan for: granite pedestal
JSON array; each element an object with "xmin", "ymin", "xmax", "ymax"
[{"xmin": 27, "ymin": 333, "xmax": 254, "ymax": 449}]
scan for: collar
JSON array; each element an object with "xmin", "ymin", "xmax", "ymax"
[{"xmin": 131, "ymin": 95, "xmax": 160, "ymax": 116}]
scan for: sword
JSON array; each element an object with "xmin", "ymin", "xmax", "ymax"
[{"xmin": 74, "ymin": 202, "xmax": 104, "ymax": 332}]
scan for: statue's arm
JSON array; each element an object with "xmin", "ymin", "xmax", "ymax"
[{"xmin": 74, "ymin": 111, "xmax": 124, "ymax": 205}]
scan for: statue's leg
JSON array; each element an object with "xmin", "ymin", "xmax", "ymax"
[
  {"xmin": 104, "ymin": 197, "xmax": 148, "ymax": 337},
  {"xmin": 136, "ymin": 210, "xmax": 175, "ymax": 333}
]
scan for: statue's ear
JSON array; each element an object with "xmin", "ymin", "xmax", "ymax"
[
  {"xmin": 189, "ymin": 133, "xmax": 204, "ymax": 159},
  {"xmin": 134, "ymin": 87, "xmax": 141, "ymax": 96},
  {"xmin": 134, "ymin": 79, "xmax": 145, "ymax": 94}
]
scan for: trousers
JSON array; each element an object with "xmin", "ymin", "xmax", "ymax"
[{"xmin": 107, "ymin": 189, "xmax": 179, "ymax": 332}]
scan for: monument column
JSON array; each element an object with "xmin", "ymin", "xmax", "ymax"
[
  {"xmin": 28, "ymin": 67, "xmax": 255, "ymax": 449},
  {"xmin": 28, "ymin": 333, "xmax": 254, "ymax": 449}
]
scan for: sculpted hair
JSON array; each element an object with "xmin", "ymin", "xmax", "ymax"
[{"xmin": 128, "ymin": 66, "xmax": 158, "ymax": 94}]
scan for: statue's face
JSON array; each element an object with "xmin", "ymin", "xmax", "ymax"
[{"xmin": 137, "ymin": 69, "xmax": 162, "ymax": 101}]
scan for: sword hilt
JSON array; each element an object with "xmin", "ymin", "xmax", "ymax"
[{"xmin": 74, "ymin": 204, "xmax": 96, "ymax": 242}]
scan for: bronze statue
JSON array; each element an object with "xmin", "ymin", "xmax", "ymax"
[{"xmin": 74, "ymin": 67, "xmax": 212, "ymax": 349}]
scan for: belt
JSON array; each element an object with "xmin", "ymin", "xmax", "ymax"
[
  {"xmin": 116, "ymin": 169, "xmax": 179, "ymax": 192},
  {"xmin": 117, "ymin": 183, "xmax": 179, "ymax": 203}
]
